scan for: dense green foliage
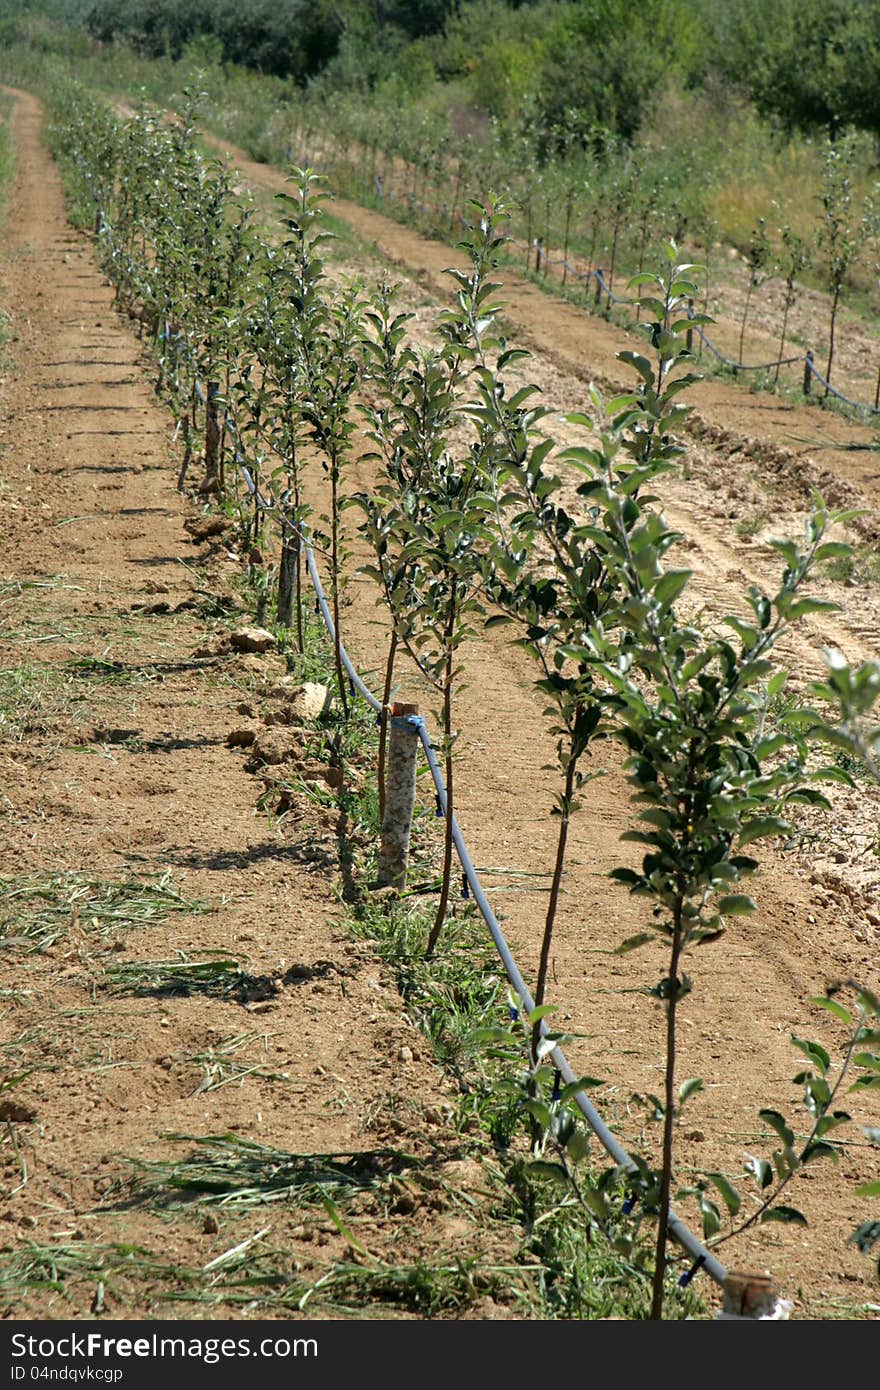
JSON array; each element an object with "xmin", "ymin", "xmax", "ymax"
[{"xmin": 10, "ymin": 0, "xmax": 869, "ymax": 140}]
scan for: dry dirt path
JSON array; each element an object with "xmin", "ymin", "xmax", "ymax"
[
  {"xmin": 0, "ymin": 90, "xmax": 523, "ymax": 1321},
  {"xmin": 200, "ymin": 131, "xmax": 880, "ymax": 1316}
]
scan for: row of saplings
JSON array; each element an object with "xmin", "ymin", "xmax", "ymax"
[{"xmin": 49, "ymin": 78, "xmax": 880, "ymax": 1318}]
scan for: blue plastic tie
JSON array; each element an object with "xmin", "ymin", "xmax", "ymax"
[
  {"xmin": 551, "ymin": 1068, "xmax": 562, "ymax": 1103},
  {"xmin": 509, "ymin": 1005, "xmax": 519, "ymax": 1022},
  {"xmin": 621, "ymin": 1194, "xmax": 638, "ymax": 1216},
  {"xmin": 461, "ymin": 872, "xmax": 470, "ymax": 900},
  {"xmin": 679, "ymin": 1255, "xmax": 706, "ymax": 1288},
  {"xmin": 435, "ymin": 793, "xmax": 443, "ymax": 818}
]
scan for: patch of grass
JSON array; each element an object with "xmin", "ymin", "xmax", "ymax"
[
  {"xmin": 99, "ymin": 951, "xmax": 252, "ymax": 999},
  {"xmin": 823, "ymin": 544, "xmax": 880, "ymax": 586},
  {"xmin": 0, "ymin": 870, "xmax": 209, "ymax": 955},
  {"xmin": 107, "ymin": 1133, "xmax": 421, "ymax": 1211},
  {"xmin": 0, "ymin": 1006, "xmax": 153, "ymax": 1079},
  {"xmin": 734, "ymin": 509, "xmax": 769, "ymax": 539},
  {"xmin": 178, "ymin": 1030, "xmax": 290, "ymax": 1094},
  {"xmin": 0, "ymin": 662, "xmax": 79, "ymax": 742}
]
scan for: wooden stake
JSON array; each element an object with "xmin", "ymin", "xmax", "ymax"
[
  {"xmin": 717, "ymin": 1271, "xmax": 787, "ymax": 1320},
  {"xmin": 203, "ymin": 380, "xmax": 222, "ymax": 494},
  {"xmin": 377, "ymin": 702, "xmax": 420, "ymax": 889}
]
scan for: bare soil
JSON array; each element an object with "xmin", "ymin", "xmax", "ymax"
[{"xmin": 1, "ymin": 91, "xmax": 879, "ymax": 1322}]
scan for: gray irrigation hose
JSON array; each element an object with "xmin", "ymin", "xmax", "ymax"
[
  {"xmin": 804, "ymin": 353, "xmax": 880, "ymax": 415},
  {"xmin": 290, "ymin": 496, "xmax": 727, "ymax": 1289},
  {"xmin": 166, "ymin": 310, "xmax": 728, "ymax": 1288}
]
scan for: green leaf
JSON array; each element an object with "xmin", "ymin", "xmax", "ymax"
[
  {"xmin": 784, "ymin": 597, "xmax": 840, "ymax": 619},
  {"xmin": 528, "ymin": 1160, "xmax": 570, "ymax": 1185},
  {"xmin": 615, "ymin": 932, "xmax": 655, "ymax": 954},
  {"xmin": 746, "ymin": 1155, "xmax": 773, "ymax": 1189},
  {"xmin": 717, "ymin": 894, "xmax": 758, "ymax": 916},
  {"xmin": 700, "ymin": 1194, "xmax": 722, "ymax": 1239},
  {"xmin": 679, "ymin": 1077, "xmax": 704, "ymax": 1104},
  {"xmin": 738, "ymin": 817, "xmax": 789, "ymax": 847},
  {"xmin": 706, "ymin": 1171, "xmax": 741, "ymax": 1217},
  {"xmin": 810, "ymin": 996, "xmax": 852, "ymax": 1025},
  {"xmin": 856, "ymin": 1180, "xmax": 880, "ymax": 1198},
  {"xmin": 761, "ymin": 1205, "xmax": 808, "ymax": 1227},
  {"xmin": 528, "ymin": 1004, "xmax": 558, "ymax": 1025},
  {"xmin": 523, "ymin": 1100, "xmax": 552, "ymax": 1130},
  {"xmin": 800, "ymin": 1140, "xmax": 838, "ymax": 1165},
  {"xmin": 850, "ymin": 1219, "xmax": 880, "ymax": 1253},
  {"xmin": 653, "ymin": 569, "xmax": 692, "ymax": 608},
  {"xmin": 791, "ymin": 1035, "xmax": 830, "ymax": 1076},
  {"xmin": 559, "ymin": 1077, "xmax": 604, "ymax": 1100},
  {"xmin": 759, "ymin": 1109, "xmax": 795, "ymax": 1147}
]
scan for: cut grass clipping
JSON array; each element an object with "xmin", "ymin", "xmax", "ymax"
[
  {"xmin": 109, "ymin": 1133, "xmax": 421, "ymax": 1209},
  {"xmin": 0, "ymin": 870, "xmax": 209, "ymax": 954}
]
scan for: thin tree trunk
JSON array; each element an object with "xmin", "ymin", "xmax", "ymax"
[
  {"xmin": 776, "ymin": 288, "xmax": 793, "ymax": 385},
  {"xmin": 650, "ymin": 912, "xmax": 685, "ymax": 1320},
  {"xmin": 738, "ymin": 284, "xmax": 753, "ymax": 367},
  {"xmin": 330, "ymin": 460, "xmax": 348, "ymax": 718},
  {"xmin": 531, "ymin": 753, "xmax": 576, "ymax": 1063},
  {"xmin": 825, "ymin": 283, "xmax": 842, "ymax": 390}
]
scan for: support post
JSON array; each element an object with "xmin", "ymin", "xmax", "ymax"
[
  {"xmin": 716, "ymin": 1271, "xmax": 790, "ymax": 1321},
  {"xmin": 203, "ymin": 380, "xmax": 222, "ymax": 495},
  {"xmin": 377, "ymin": 703, "xmax": 420, "ymax": 889},
  {"xmin": 534, "ymin": 239, "xmax": 542, "ymax": 273},
  {"xmin": 594, "ymin": 270, "xmax": 604, "ymax": 308},
  {"xmin": 803, "ymin": 350, "xmax": 814, "ymax": 397}
]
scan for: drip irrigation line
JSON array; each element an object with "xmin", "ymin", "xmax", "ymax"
[
  {"xmin": 804, "ymin": 354, "xmax": 880, "ymax": 415},
  {"xmin": 216, "ymin": 396, "xmax": 728, "ymax": 1287},
  {"xmin": 83, "ymin": 162, "xmax": 752, "ymax": 1291},
  {"xmin": 689, "ymin": 322, "xmax": 803, "ymax": 373},
  {"xmin": 189, "ymin": 359, "xmax": 728, "ymax": 1285}
]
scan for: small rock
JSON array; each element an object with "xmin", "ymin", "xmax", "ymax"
[
  {"xmin": 236, "ymin": 702, "xmax": 256, "ymax": 718},
  {"xmin": 230, "ymin": 627, "xmax": 277, "ymax": 654},
  {"xmin": 251, "ymin": 729, "xmax": 303, "ymax": 765},
  {"xmin": 202, "ymin": 1214, "xmax": 220, "ymax": 1235},
  {"xmin": 19, "ymin": 1214, "xmax": 37, "ymax": 1229},
  {"xmin": 398, "ymin": 1045, "xmax": 414, "ymax": 1064},
  {"xmin": 226, "ymin": 728, "xmax": 256, "ymax": 748},
  {"xmin": 269, "ymin": 679, "xmax": 331, "ymax": 721},
  {"xmin": 184, "ymin": 515, "xmax": 230, "ymax": 543}
]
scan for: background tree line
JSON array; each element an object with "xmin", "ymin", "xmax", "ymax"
[{"xmin": 2, "ymin": 1, "xmax": 880, "ymax": 145}]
